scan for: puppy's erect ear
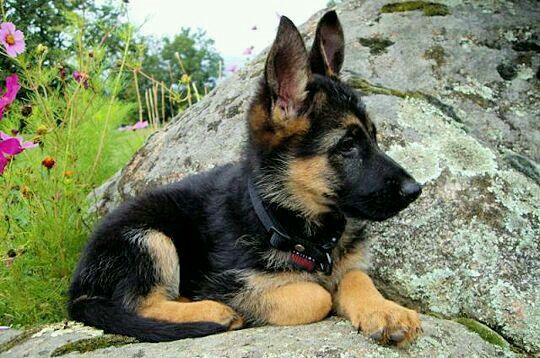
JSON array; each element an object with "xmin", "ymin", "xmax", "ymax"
[
  {"xmin": 309, "ymin": 11, "xmax": 345, "ymax": 76},
  {"xmin": 265, "ymin": 16, "xmax": 310, "ymax": 117}
]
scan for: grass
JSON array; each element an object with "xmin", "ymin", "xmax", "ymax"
[
  {"xmin": 0, "ymin": 1, "xmax": 212, "ymax": 330},
  {"xmin": 0, "ymin": 96, "xmax": 150, "ymax": 327},
  {"xmin": 0, "ymin": 9, "xmax": 154, "ymax": 328}
]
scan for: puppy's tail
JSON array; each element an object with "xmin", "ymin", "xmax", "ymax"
[{"xmin": 68, "ymin": 296, "xmax": 226, "ymax": 342}]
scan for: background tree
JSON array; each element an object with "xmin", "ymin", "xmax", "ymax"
[
  {"xmin": 1, "ymin": 0, "xmax": 222, "ymax": 122},
  {"xmin": 135, "ymin": 28, "xmax": 223, "ymax": 117}
]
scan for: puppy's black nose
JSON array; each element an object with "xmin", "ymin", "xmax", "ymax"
[{"xmin": 399, "ymin": 179, "xmax": 422, "ymax": 202}]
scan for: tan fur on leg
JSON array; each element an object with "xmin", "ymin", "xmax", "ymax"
[
  {"xmin": 139, "ymin": 291, "xmax": 244, "ymax": 330},
  {"xmin": 335, "ymin": 270, "xmax": 421, "ymax": 346},
  {"xmin": 262, "ymin": 282, "xmax": 332, "ymax": 326}
]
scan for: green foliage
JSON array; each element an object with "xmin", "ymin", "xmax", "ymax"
[
  {"xmin": 0, "ymin": 80, "xmax": 149, "ymax": 328},
  {"xmin": 0, "ymin": 0, "xmax": 221, "ymax": 328},
  {"xmin": 0, "ymin": 1, "xmax": 128, "ymax": 77},
  {"xmin": 163, "ymin": 28, "xmax": 221, "ymax": 87},
  {"xmin": 0, "ymin": 4, "xmax": 151, "ymax": 327},
  {"xmin": 136, "ymin": 28, "xmax": 223, "ymax": 113}
]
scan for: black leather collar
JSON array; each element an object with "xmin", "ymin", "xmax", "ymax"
[{"xmin": 248, "ymin": 178, "xmax": 345, "ymax": 275}]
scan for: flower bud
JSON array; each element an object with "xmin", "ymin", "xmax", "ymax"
[
  {"xmin": 41, "ymin": 156, "xmax": 56, "ymax": 169},
  {"xmin": 59, "ymin": 67, "xmax": 67, "ymax": 80},
  {"xmin": 21, "ymin": 104, "xmax": 32, "ymax": 117},
  {"xmin": 36, "ymin": 44, "xmax": 48, "ymax": 55},
  {"xmin": 36, "ymin": 125, "xmax": 48, "ymax": 135},
  {"xmin": 181, "ymin": 74, "xmax": 191, "ymax": 84}
]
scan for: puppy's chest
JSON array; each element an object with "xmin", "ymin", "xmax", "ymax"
[
  {"xmin": 299, "ymin": 218, "xmax": 369, "ymax": 290},
  {"xmin": 244, "ymin": 227, "xmax": 367, "ymax": 294},
  {"xmin": 318, "ymin": 237, "xmax": 366, "ymax": 291}
]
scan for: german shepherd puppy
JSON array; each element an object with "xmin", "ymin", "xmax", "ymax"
[{"xmin": 68, "ymin": 11, "xmax": 423, "ymax": 346}]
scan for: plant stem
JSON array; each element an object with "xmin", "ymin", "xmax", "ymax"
[{"xmin": 90, "ymin": 26, "xmax": 133, "ymax": 177}]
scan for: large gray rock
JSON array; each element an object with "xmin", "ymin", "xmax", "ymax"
[
  {"xmin": 0, "ymin": 317, "xmax": 511, "ymax": 357},
  {"xmin": 90, "ymin": 0, "xmax": 539, "ymax": 353}
]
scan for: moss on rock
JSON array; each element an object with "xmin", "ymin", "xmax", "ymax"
[
  {"xmin": 346, "ymin": 77, "xmax": 463, "ymax": 123},
  {"xmin": 424, "ymin": 45, "xmax": 447, "ymax": 68},
  {"xmin": 454, "ymin": 318, "xmax": 510, "ymax": 349},
  {"xmin": 0, "ymin": 327, "xmax": 41, "ymax": 354},
  {"xmin": 51, "ymin": 334, "xmax": 138, "ymax": 356},
  {"xmin": 381, "ymin": 1, "xmax": 450, "ymax": 16},
  {"xmin": 358, "ymin": 36, "xmax": 395, "ymax": 55}
]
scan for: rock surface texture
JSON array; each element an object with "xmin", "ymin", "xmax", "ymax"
[
  {"xmin": 88, "ymin": 0, "xmax": 539, "ymax": 354},
  {"xmin": 0, "ymin": 317, "xmax": 511, "ymax": 357}
]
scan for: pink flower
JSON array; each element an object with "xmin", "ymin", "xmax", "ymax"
[
  {"xmin": 226, "ymin": 64, "xmax": 238, "ymax": 73},
  {"xmin": 73, "ymin": 70, "xmax": 89, "ymax": 89},
  {"xmin": 243, "ymin": 46, "xmax": 254, "ymax": 56},
  {"xmin": 0, "ymin": 137, "xmax": 22, "ymax": 175},
  {"xmin": 0, "ymin": 74, "xmax": 21, "ymax": 120},
  {"xmin": 118, "ymin": 120, "xmax": 149, "ymax": 131},
  {"xmin": 0, "ymin": 137, "xmax": 22, "ymax": 155},
  {"xmin": 0, "ymin": 22, "xmax": 25, "ymax": 57},
  {"xmin": 0, "ymin": 131, "xmax": 38, "ymax": 149},
  {"xmin": 132, "ymin": 120, "xmax": 149, "ymax": 130},
  {"xmin": 0, "ymin": 131, "xmax": 37, "ymax": 174}
]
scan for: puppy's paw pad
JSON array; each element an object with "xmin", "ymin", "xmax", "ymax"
[{"xmin": 353, "ymin": 300, "xmax": 421, "ymax": 346}]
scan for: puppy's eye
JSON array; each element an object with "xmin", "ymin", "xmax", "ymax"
[{"xmin": 339, "ymin": 137, "xmax": 357, "ymax": 156}]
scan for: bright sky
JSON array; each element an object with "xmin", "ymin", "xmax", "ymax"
[{"xmin": 126, "ymin": 0, "xmax": 328, "ymax": 68}]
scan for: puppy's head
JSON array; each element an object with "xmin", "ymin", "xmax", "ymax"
[{"xmin": 248, "ymin": 11, "xmax": 421, "ymax": 222}]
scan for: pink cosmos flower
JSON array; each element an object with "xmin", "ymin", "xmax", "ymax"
[
  {"xmin": 243, "ymin": 46, "xmax": 254, "ymax": 56},
  {"xmin": 132, "ymin": 120, "xmax": 149, "ymax": 130},
  {"xmin": 226, "ymin": 64, "xmax": 238, "ymax": 73},
  {"xmin": 0, "ymin": 22, "xmax": 25, "ymax": 57},
  {"xmin": 73, "ymin": 70, "xmax": 90, "ymax": 89},
  {"xmin": 0, "ymin": 131, "xmax": 38, "ymax": 149},
  {"xmin": 0, "ymin": 131, "xmax": 37, "ymax": 175},
  {"xmin": 118, "ymin": 120, "xmax": 149, "ymax": 131},
  {"xmin": 0, "ymin": 137, "xmax": 22, "ymax": 175},
  {"xmin": 0, "ymin": 74, "xmax": 21, "ymax": 120}
]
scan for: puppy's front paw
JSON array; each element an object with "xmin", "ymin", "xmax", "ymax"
[
  {"xmin": 351, "ymin": 299, "xmax": 421, "ymax": 346},
  {"xmin": 198, "ymin": 300, "xmax": 244, "ymax": 330}
]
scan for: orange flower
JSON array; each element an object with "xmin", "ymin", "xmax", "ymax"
[
  {"xmin": 63, "ymin": 170, "xmax": 74, "ymax": 177},
  {"xmin": 41, "ymin": 156, "xmax": 55, "ymax": 169}
]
